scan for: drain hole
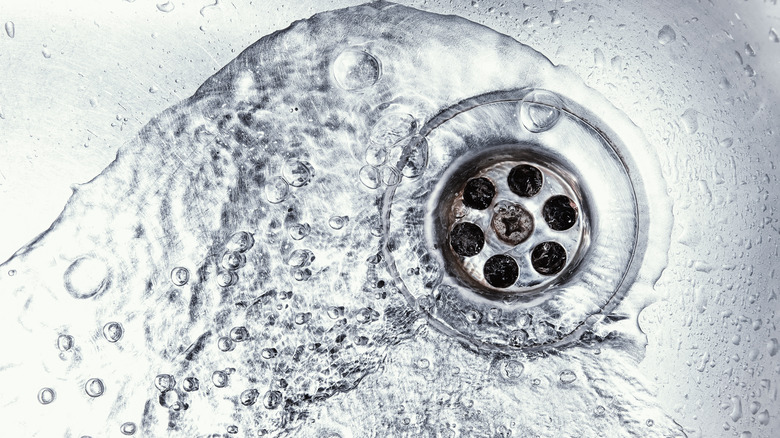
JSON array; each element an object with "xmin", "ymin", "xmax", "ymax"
[
  {"xmin": 491, "ymin": 201, "xmax": 534, "ymax": 245},
  {"xmin": 462, "ymin": 177, "xmax": 495, "ymax": 210},
  {"xmin": 449, "ymin": 222, "xmax": 485, "ymax": 257},
  {"xmin": 507, "ymin": 164, "xmax": 543, "ymax": 198},
  {"xmin": 483, "ymin": 254, "xmax": 519, "ymax": 288},
  {"xmin": 543, "ymin": 195, "xmax": 578, "ymax": 231},
  {"xmin": 531, "ymin": 242, "xmax": 567, "ymax": 275}
]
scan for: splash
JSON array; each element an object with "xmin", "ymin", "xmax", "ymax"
[{"xmin": 0, "ymin": 2, "xmax": 676, "ymax": 437}]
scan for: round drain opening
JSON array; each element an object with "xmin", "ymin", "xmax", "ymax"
[{"xmin": 384, "ymin": 87, "xmax": 657, "ymax": 351}]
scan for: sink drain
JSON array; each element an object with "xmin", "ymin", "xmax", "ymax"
[
  {"xmin": 384, "ymin": 87, "xmax": 649, "ymax": 350},
  {"xmin": 442, "ymin": 153, "xmax": 588, "ymax": 295}
]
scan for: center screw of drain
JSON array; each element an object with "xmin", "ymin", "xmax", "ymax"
[{"xmin": 444, "ymin": 154, "xmax": 588, "ymax": 294}]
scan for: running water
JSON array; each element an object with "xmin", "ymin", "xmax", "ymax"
[{"xmin": 0, "ymin": 2, "xmax": 681, "ymax": 436}]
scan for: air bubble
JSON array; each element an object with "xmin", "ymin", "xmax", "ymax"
[
  {"xmin": 230, "ymin": 326, "xmax": 249, "ymax": 342},
  {"xmin": 462, "ymin": 177, "xmax": 495, "ymax": 210},
  {"xmin": 263, "ymin": 390, "xmax": 283, "ymax": 409},
  {"xmin": 328, "ymin": 216, "xmax": 349, "ymax": 230},
  {"xmin": 63, "ymin": 256, "xmax": 110, "ymax": 299},
  {"xmin": 518, "ymin": 90, "xmax": 562, "ymax": 133},
  {"xmin": 359, "ymin": 165, "xmax": 381, "ymax": 189},
  {"xmin": 559, "ymin": 370, "xmax": 577, "ymax": 384},
  {"xmin": 265, "ymin": 176, "xmax": 290, "ymax": 204},
  {"xmin": 182, "ymin": 377, "xmax": 199, "ymax": 392},
  {"xmin": 170, "ymin": 266, "xmax": 189, "ymax": 286},
  {"xmin": 286, "ymin": 249, "xmax": 314, "ymax": 267},
  {"xmin": 154, "ymin": 374, "xmax": 176, "ymax": 391},
  {"xmin": 332, "ymin": 49, "xmax": 381, "ymax": 91},
  {"xmin": 483, "ymin": 255, "xmax": 519, "ymax": 288},
  {"xmin": 120, "ymin": 422, "xmax": 137, "ymax": 435},
  {"xmin": 212, "ymin": 370, "xmax": 228, "ymax": 388},
  {"xmin": 217, "ymin": 336, "xmax": 235, "ymax": 352},
  {"xmin": 531, "ymin": 242, "xmax": 567, "ymax": 276},
  {"xmin": 102, "ymin": 322, "xmax": 124, "ymax": 343},
  {"xmin": 57, "ymin": 334, "xmax": 74, "ymax": 351},
  {"xmin": 449, "ymin": 222, "xmax": 485, "ymax": 257},
  {"xmin": 226, "ymin": 231, "xmax": 254, "ymax": 252},
  {"xmin": 227, "ymin": 425, "xmax": 239, "ymax": 434},
  {"xmin": 261, "ymin": 348, "xmax": 278, "ymax": 359},
  {"xmin": 507, "ymin": 165, "xmax": 543, "ymax": 197},
  {"xmin": 240, "ymin": 389, "xmax": 259, "ymax": 406},
  {"xmin": 365, "ymin": 143, "xmax": 387, "ymax": 166},
  {"xmin": 221, "ymin": 250, "xmax": 246, "ymax": 270},
  {"xmin": 498, "ymin": 360, "xmax": 525, "ymax": 380},
  {"xmin": 216, "ymin": 271, "xmax": 238, "ymax": 287},
  {"xmin": 288, "ymin": 223, "xmax": 311, "ymax": 240},
  {"xmin": 37, "ymin": 387, "xmax": 56, "ymax": 404},
  {"xmin": 369, "ymin": 113, "xmax": 417, "ymax": 147},
  {"xmin": 84, "ymin": 378, "xmax": 105, "ymax": 397},
  {"xmin": 282, "ymin": 159, "xmax": 312, "ymax": 187}
]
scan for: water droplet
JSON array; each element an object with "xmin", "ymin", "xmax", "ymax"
[
  {"xmin": 229, "ymin": 326, "xmax": 249, "ymax": 342},
  {"xmin": 286, "ymin": 249, "xmax": 314, "ymax": 267},
  {"xmin": 282, "ymin": 159, "xmax": 312, "ymax": 187},
  {"xmin": 120, "ymin": 422, "xmax": 137, "ymax": 435},
  {"xmin": 658, "ymin": 25, "xmax": 676, "ymax": 44},
  {"xmin": 170, "ymin": 267, "xmax": 189, "ymax": 286},
  {"xmin": 332, "ymin": 49, "xmax": 381, "ymax": 91},
  {"xmin": 37, "ymin": 387, "xmax": 56, "ymax": 404},
  {"xmin": 57, "ymin": 334, "xmax": 74, "ymax": 351},
  {"xmin": 217, "ymin": 336, "xmax": 235, "ymax": 352},
  {"xmin": 221, "ymin": 250, "xmax": 246, "ymax": 270},
  {"xmin": 369, "ymin": 113, "xmax": 418, "ymax": 147},
  {"xmin": 7, "ymin": 269, "xmax": 15, "ymax": 276},
  {"xmin": 680, "ymin": 108, "xmax": 699, "ymax": 134},
  {"xmin": 261, "ymin": 348, "xmax": 278, "ymax": 359},
  {"xmin": 265, "ymin": 176, "xmax": 290, "ymax": 204},
  {"xmin": 646, "ymin": 419, "xmax": 654, "ymax": 427},
  {"xmin": 41, "ymin": 48, "xmax": 51, "ymax": 59},
  {"xmin": 359, "ymin": 165, "xmax": 381, "ymax": 189},
  {"xmin": 770, "ymin": 28, "xmax": 779, "ymax": 43},
  {"xmin": 263, "ymin": 390, "xmax": 282, "ymax": 409},
  {"xmin": 154, "ymin": 374, "xmax": 176, "ymax": 391},
  {"xmin": 548, "ymin": 10, "xmax": 560, "ymax": 25},
  {"xmin": 182, "ymin": 377, "xmax": 199, "ymax": 392},
  {"xmin": 84, "ymin": 378, "xmax": 105, "ymax": 397},
  {"xmin": 757, "ymin": 409, "xmax": 770, "ymax": 425},
  {"xmin": 64, "ymin": 256, "xmax": 110, "ymax": 299},
  {"xmin": 156, "ymin": 1, "xmax": 175, "ymax": 12},
  {"xmin": 328, "ymin": 216, "xmax": 349, "ymax": 230},
  {"xmin": 519, "ymin": 90, "xmax": 562, "ymax": 133},
  {"xmin": 199, "ymin": 0, "xmax": 219, "ymax": 17},
  {"xmin": 382, "ymin": 166, "xmax": 401, "ymax": 186},
  {"xmin": 226, "ymin": 231, "xmax": 254, "ymax": 252},
  {"xmin": 5, "ymin": 21, "xmax": 15, "ymax": 38},
  {"xmin": 745, "ymin": 43, "xmax": 756, "ymax": 57},
  {"xmin": 400, "ymin": 136, "xmax": 428, "ymax": 178},
  {"xmin": 212, "ymin": 370, "xmax": 228, "ymax": 388},
  {"xmin": 216, "ymin": 271, "xmax": 238, "ymax": 287},
  {"xmin": 288, "ymin": 223, "xmax": 311, "ymax": 240},
  {"xmin": 102, "ymin": 322, "xmax": 124, "ymax": 343},
  {"xmin": 227, "ymin": 425, "xmax": 239, "ymax": 434},
  {"xmin": 768, "ymin": 338, "xmax": 778, "ymax": 356},
  {"xmin": 559, "ymin": 370, "xmax": 577, "ymax": 384}
]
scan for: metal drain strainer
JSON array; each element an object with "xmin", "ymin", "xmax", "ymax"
[{"xmin": 384, "ymin": 89, "xmax": 645, "ymax": 350}]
